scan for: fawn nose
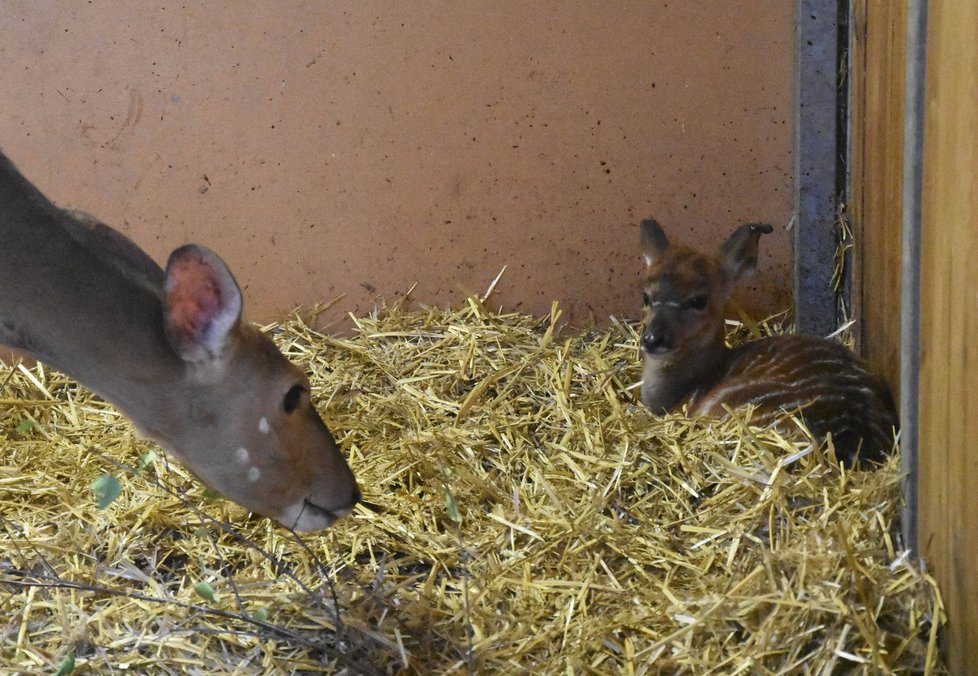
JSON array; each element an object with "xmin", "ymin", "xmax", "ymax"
[
  {"xmin": 642, "ymin": 328, "xmax": 672, "ymax": 354},
  {"xmin": 642, "ymin": 317, "xmax": 672, "ymax": 354}
]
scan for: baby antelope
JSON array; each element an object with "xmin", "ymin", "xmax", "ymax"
[{"xmin": 638, "ymin": 218, "xmax": 898, "ymax": 466}]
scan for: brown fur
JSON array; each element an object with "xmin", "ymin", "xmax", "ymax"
[
  {"xmin": 0, "ymin": 151, "xmax": 359, "ymax": 530},
  {"xmin": 638, "ymin": 218, "xmax": 897, "ymax": 466}
]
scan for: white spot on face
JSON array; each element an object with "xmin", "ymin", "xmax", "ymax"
[
  {"xmin": 247, "ymin": 466, "xmax": 261, "ymax": 482},
  {"xmin": 258, "ymin": 417, "xmax": 270, "ymax": 434},
  {"xmin": 235, "ymin": 447, "xmax": 250, "ymax": 464}
]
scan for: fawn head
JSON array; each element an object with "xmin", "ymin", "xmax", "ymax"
[{"xmin": 639, "ymin": 219, "xmax": 773, "ymax": 364}]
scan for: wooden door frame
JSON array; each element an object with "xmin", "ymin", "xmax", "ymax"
[{"xmin": 845, "ymin": 0, "xmax": 978, "ymax": 670}]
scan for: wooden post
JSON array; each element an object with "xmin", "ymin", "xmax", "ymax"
[
  {"xmin": 917, "ymin": 2, "xmax": 978, "ymax": 670},
  {"xmin": 848, "ymin": 0, "xmax": 907, "ymax": 403}
]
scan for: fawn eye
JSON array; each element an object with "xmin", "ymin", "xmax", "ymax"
[
  {"xmin": 685, "ymin": 294, "xmax": 708, "ymax": 310},
  {"xmin": 283, "ymin": 384, "xmax": 306, "ymax": 414},
  {"xmin": 642, "ymin": 292, "xmax": 650, "ymax": 306}
]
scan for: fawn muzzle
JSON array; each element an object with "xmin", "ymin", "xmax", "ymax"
[
  {"xmin": 642, "ymin": 305, "xmax": 679, "ymax": 356},
  {"xmin": 642, "ymin": 324, "xmax": 673, "ymax": 354}
]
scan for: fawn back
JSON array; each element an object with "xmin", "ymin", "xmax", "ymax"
[
  {"xmin": 638, "ymin": 218, "xmax": 897, "ymax": 465},
  {"xmin": 0, "ymin": 151, "xmax": 359, "ymax": 530}
]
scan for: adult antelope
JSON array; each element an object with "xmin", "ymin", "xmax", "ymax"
[
  {"xmin": 0, "ymin": 151, "xmax": 359, "ymax": 530},
  {"xmin": 638, "ymin": 218, "xmax": 897, "ymax": 466}
]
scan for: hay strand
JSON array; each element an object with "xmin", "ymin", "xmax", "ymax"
[{"xmin": 0, "ymin": 299, "xmax": 945, "ymax": 673}]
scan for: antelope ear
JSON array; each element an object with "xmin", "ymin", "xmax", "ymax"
[
  {"xmin": 720, "ymin": 223, "xmax": 774, "ymax": 281},
  {"xmin": 640, "ymin": 218, "xmax": 670, "ymax": 267},
  {"xmin": 163, "ymin": 245, "xmax": 243, "ymax": 362}
]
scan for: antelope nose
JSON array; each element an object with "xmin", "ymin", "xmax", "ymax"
[{"xmin": 643, "ymin": 330, "xmax": 672, "ymax": 354}]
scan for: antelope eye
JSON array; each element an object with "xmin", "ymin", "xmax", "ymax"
[
  {"xmin": 642, "ymin": 292, "xmax": 650, "ymax": 306},
  {"xmin": 283, "ymin": 384, "xmax": 307, "ymax": 414},
  {"xmin": 686, "ymin": 294, "xmax": 708, "ymax": 310}
]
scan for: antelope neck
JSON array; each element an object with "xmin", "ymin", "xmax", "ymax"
[
  {"xmin": 645, "ymin": 341, "xmax": 731, "ymax": 412},
  {"xmin": 1, "ymin": 172, "xmax": 184, "ymax": 429}
]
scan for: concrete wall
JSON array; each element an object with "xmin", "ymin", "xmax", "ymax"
[{"xmin": 0, "ymin": 1, "xmax": 794, "ymax": 331}]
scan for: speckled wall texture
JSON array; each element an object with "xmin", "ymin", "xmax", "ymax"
[{"xmin": 0, "ymin": 2, "xmax": 794, "ymax": 330}]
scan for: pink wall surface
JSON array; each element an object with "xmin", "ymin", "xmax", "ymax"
[{"xmin": 0, "ymin": 2, "xmax": 794, "ymax": 331}]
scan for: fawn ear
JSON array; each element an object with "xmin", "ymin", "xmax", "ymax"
[
  {"xmin": 640, "ymin": 219, "xmax": 670, "ymax": 267},
  {"xmin": 720, "ymin": 223, "xmax": 774, "ymax": 282},
  {"xmin": 163, "ymin": 245, "xmax": 243, "ymax": 362}
]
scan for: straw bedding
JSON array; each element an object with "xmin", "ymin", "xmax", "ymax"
[{"xmin": 0, "ymin": 296, "xmax": 945, "ymax": 673}]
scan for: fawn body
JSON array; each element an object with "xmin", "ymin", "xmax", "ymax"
[
  {"xmin": 639, "ymin": 218, "xmax": 897, "ymax": 465},
  {"xmin": 0, "ymin": 151, "xmax": 359, "ymax": 530}
]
